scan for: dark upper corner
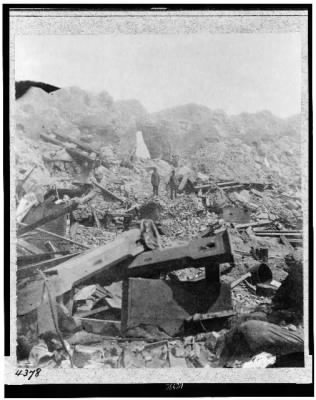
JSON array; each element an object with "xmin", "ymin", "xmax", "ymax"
[{"xmin": 15, "ymin": 80, "xmax": 60, "ymax": 100}]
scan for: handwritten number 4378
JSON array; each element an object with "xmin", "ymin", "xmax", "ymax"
[
  {"xmin": 15, "ymin": 368, "xmax": 41, "ymax": 380},
  {"xmin": 166, "ymin": 383, "xmax": 183, "ymax": 390}
]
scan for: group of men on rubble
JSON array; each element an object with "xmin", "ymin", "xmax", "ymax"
[
  {"xmin": 151, "ymin": 168, "xmax": 178, "ymax": 199},
  {"xmin": 67, "ymin": 159, "xmax": 179, "ymax": 231},
  {"xmin": 81, "ymin": 156, "xmax": 179, "ymax": 202}
]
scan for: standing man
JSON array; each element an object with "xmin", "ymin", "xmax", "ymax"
[
  {"xmin": 168, "ymin": 169, "xmax": 178, "ymax": 200},
  {"xmin": 151, "ymin": 167, "xmax": 160, "ymax": 196}
]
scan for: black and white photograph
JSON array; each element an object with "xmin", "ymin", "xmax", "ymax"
[{"xmin": 4, "ymin": 5, "xmax": 313, "ymax": 393}]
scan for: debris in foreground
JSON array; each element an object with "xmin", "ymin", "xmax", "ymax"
[{"xmin": 15, "ymin": 130, "xmax": 305, "ymax": 369}]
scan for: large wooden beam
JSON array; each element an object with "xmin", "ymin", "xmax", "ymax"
[
  {"xmin": 92, "ymin": 180, "xmax": 125, "ymax": 204},
  {"xmin": 54, "ymin": 132, "xmax": 97, "ymax": 155},
  {"xmin": 255, "ymin": 232, "xmax": 302, "ymax": 237},
  {"xmin": 40, "ymin": 132, "xmax": 67, "ymax": 147},
  {"xmin": 53, "ymin": 133, "xmax": 112, "ymax": 170},
  {"xmin": 66, "ymin": 147, "xmax": 95, "ymax": 163},
  {"xmin": 18, "ymin": 238, "xmax": 44, "ymax": 255},
  {"xmin": 235, "ymin": 221, "xmax": 272, "ymax": 230},
  {"xmin": 17, "ymin": 201, "xmax": 78, "ymax": 236},
  {"xmin": 17, "ymin": 229, "xmax": 144, "ymax": 316},
  {"xmin": 19, "ymin": 223, "xmax": 90, "ymax": 249},
  {"xmin": 17, "ymin": 252, "xmax": 81, "ymax": 280},
  {"xmin": 40, "ymin": 133, "xmax": 95, "ymax": 163},
  {"xmin": 17, "ymin": 191, "xmax": 95, "ymax": 236},
  {"xmin": 253, "ymin": 230, "xmax": 302, "ymax": 234},
  {"xmin": 127, "ymin": 230, "xmax": 234, "ymax": 278},
  {"xmin": 17, "ymin": 251, "xmax": 70, "ymax": 267}
]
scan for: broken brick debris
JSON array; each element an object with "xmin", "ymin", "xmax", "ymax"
[{"xmin": 15, "ymin": 127, "xmax": 304, "ymax": 369}]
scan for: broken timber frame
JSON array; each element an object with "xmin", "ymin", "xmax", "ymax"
[
  {"xmin": 17, "ymin": 191, "xmax": 96, "ymax": 236},
  {"xmin": 17, "ymin": 229, "xmax": 234, "ymax": 319},
  {"xmin": 127, "ymin": 230, "xmax": 234, "ymax": 278},
  {"xmin": 17, "ymin": 200, "xmax": 79, "ymax": 236},
  {"xmin": 40, "ymin": 133, "xmax": 95, "ymax": 163},
  {"xmin": 49, "ymin": 132, "xmax": 113, "ymax": 170},
  {"xmin": 54, "ymin": 132, "xmax": 96, "ymax": 154},
  {"xmin": 17, "ymin": 228, "xmax": 145, "ymax": 316}
]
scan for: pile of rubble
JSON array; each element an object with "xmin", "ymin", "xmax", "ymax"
[
  {"xmin": 14, "ymin": 87, "xmax": 304, "ymax": 370},
  {"xmin": 190, "ymin": 134, "xmax": 301, "ymax": 186},
  {"xmin": 16, "ymin": 171, "xmax": 304, "ymax": 369}
]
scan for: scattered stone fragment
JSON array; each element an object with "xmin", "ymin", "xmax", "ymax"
[{"xmin": 241, "ymin": 352, "xmax": 276, "ymax": 368}]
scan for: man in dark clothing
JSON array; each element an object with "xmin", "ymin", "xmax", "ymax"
[
  {"xmin": 151, "ymin": 168, "xmax": 160, "ymax": 196},
  {"xmin": 168, "ymin": 169, "xmax": 178, "ymax": 200}
]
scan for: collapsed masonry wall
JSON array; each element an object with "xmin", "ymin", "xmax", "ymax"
[{"xmin": 15, "ymin": 85, "xmax": 301, "ymax": 194}]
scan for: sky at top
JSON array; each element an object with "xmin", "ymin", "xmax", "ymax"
[{"xmin": 15, "ymin": 33, "xmax": 301, "ymax": 117}]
